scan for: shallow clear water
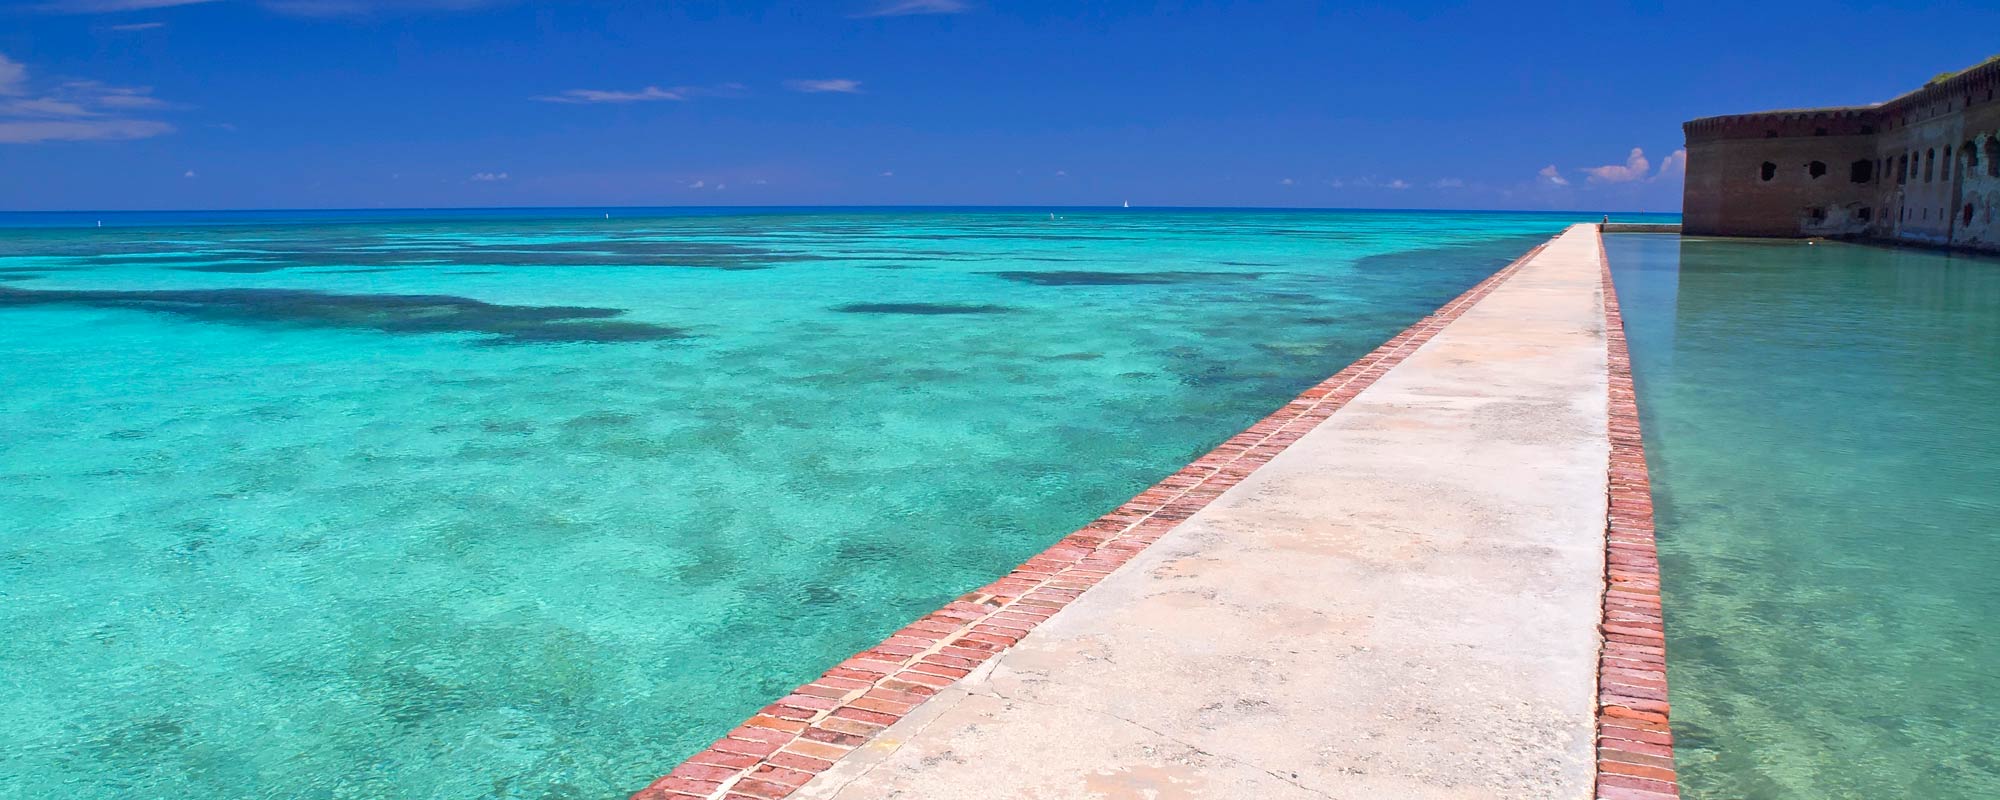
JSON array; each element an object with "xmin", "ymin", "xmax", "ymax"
[
  {"xmin": 1606, "ymin": 235, "xmax": 2000, "ymax": 799},
  {"xmin": 0, "ymin": 208, "xmax": 1602, "ymax": 799}
]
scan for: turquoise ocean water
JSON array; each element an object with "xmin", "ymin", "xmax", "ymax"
[
  {"xmin": 1606, "ymin": 235, "xmax": 2000, "ymax": 799},
  {"xmin": 0, "ymin": 208, "xmax": 1633, "ymax": 799}
]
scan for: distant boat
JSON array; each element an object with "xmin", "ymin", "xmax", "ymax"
[{"xmin": 1123, "ymin": 201, "xmax": 1129, "ymax": 208}]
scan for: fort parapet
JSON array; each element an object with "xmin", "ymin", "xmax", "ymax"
[{"xmin": 1683, "ymin": 57, "xmax": 2000, "ymax": 252}]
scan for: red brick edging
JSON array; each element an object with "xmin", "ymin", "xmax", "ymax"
[
  {"xmin": 630, "ymin": 240, "xmax": 1552, "ymax": 800},
  {"xmin": 1594, "ymin": 230, "xmax": 1682, "ymax": 800}
]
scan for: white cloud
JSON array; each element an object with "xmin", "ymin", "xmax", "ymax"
[
  {"xmin": 686, "ymin": 179, "xmax": 705, "ymax": 189},
  {"xmin": 470, "ymin": 171, "xmax": 508, "ymax": 181},
  {"xmin": 1571, "ymin": 147, "xmax": 1688, "ymax": 185},
  {"xmin": 786, "ymin": 78, "xmax": 862, "ymax": 94},
  {"xmin": 535, "ymin": 83, "xmax": 743, "ymax": 104},
  {"xmin": 183, "ymin": 169, "xmax": 195, "ymax": 177},
  {"xmin": 535, "ymin": 86, "xmax": 686, "ymax": 104},
  {"xmin": 855, "ymin": 0, "xmax": 968, "ymax": 17},
  {"xmin": 1278, "ymin": 177, "xmax": 1294, "ymax": 186},
  {"xmin": 2, "ymin": 97, "xmax": 93, "ymax": 117},
  {"xmin": 0, "ymin": 53, "xmax": 177, "ymax": 144},
  {"xmin": 1656, "ymin": 148, "xmax": 1687, "ymax": 179},
  {"xmin": 1538, "ymin": 164, "xmax": 1570, "ymax": 186},
  {"xmin": 258, "ymin": 0, "xmax": 502, "ymax": 15},
  {"xmin": 1432, "ymin": 178, "xmax": 1465, "ymax": 188},
  {"xmin": 41, "ymin": 0, "xmax": 508, "ymax": 14},
  {"xmin": 1584, "ymin": 147, "xmax": 1651, "ymax": 184},
  {"xmin": 0, "ymin": 119, "xmax": 172, "ymax": 143},
  {"xmin": 879, "ymin": 170, "xmax": 893, "ymax": 177},
  {"xmin": 38, "ymin": 0, "xmax": 219, "ymax": 11},
  {"xmin": 1386, "ymin": 179, "xmax": 1410, "ymax": 190},
  {"xmin": 1053, "ymin": 169, "xmax": 1067, "ymax": 177}
]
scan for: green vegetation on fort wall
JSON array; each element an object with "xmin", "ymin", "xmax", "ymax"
[{"xmin": 1928, "ymin": 54, "xmax": 2000, "ymax": 86}]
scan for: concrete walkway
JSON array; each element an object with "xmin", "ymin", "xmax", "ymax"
[{"xmin": 792, "ymin": 225, "xmax": 1611, "ymax": 800}]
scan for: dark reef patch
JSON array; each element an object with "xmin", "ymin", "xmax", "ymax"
[
  {"xmin": 0, "ymin": 274, "xmax": 40, "ymax": 282},
  {"xmin": 832, "ymin": 302, "xmax": 1017, "ymax": 315},
  {"xmin": 30, "ymin": 239, "xmax": 827, "ymax": 272},
  {"xmin": 0, "ymin": 286, "xmax": 688, "ymax": 344},
  {"xmin": 985, "ymin": 270, "xmax": 1265, "ymax": 286},
  {"xmin": 1349, "ymin": 232, "xmax": 1551, "ymax": 278},
  {"xmin": 171, "ymin": 262, "xmax": 292, "ymax": 274},
  {"xmin": 318, "ymin": 268, "xmax": 402, "ymax": 274}
]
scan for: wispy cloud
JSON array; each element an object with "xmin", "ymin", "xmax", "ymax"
[
  {"xmin": 854, "ymin": 0, "xmax": 968, "ymax": 17},
  {"xmin": 470, "ymin": 171, "xmax": 508, "ymax": 181},
  {"xmin": 536, "ymin": 86, "xmax": 686, "ymax": 104},
  {"xmin": 1278, "ymin": 177, "xmax": 1295, "ymax": 186},
  {"xmin": 785, "ymin": 78, "xmax": 862, "ymax": 94},
  {"xmin": 534, "ymin": 83, "xmax": 743, "ymax": 104},
  {"xmin": 257, "ymin": 0, "xmax": 506, "ymax": 17},
  {"xmin": 1432, "ymin": 178, "xmax": 1465, "ymax": 188},
  {"xmin": 1537, "ymin": 164, "xmax": 1570, "ymax": 187},
  {"xmin": 0, "ymin": 52, "xmax": 178, "ymax": 143},
  {"xmin": 1326, "ymin": 176, "xmax": 1412, "ymax": 190},
  {"xmin": 38, "ymin": 0, "xmax": 218, "ymax": 11},
  {"xmin": 0, "ymin": 54, "xmax": 26, "ymax": 96},
  {"xmin": 0, "ymin": 118, "xmax": 173, "ymax": 143},
  {"xmin": 41, "ymin": 0, "xmax": 507, "ymax": 16},
  {"xmin": 109, "ymin": 21, "xmax": 167, "ymax": 29}
]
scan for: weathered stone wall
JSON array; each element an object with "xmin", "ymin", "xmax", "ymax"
[
  {"xmin": 1684, "ymin": 133, "xmax": 1877, "ymax": 238},
  {"xmin": 1683, "ymin": 59, "xmax": 2000, "ymax": 254}
]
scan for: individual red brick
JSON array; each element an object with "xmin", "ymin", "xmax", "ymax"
[
  {"xmin": 813, "ymin": 716, "xmax": 884, "ymax": 737},
  {"xmin": 727, "ymin": 778, "xmax": 797, "ymax": 799},
  {"xmin": 766, "ymin": 750, "xmax": 835, "ymax": 773},
  {"xmin": 782, "ymin": 739, "xmax": 852, "ymax": 761},
  {"xmin": 749, "ymin": 765, "xmax": 816, "ymax": 787}
]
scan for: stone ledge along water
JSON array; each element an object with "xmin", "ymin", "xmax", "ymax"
[{"xmin": 640, "ymin": 225, "xmax": 1678, "ymax": 800}]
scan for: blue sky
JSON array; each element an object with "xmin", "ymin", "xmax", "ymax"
[{"xmin": 2, "ymin": 0, "xmax": 1996, "ymax": 212}]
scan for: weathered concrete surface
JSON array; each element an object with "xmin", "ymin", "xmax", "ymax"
[{"xmin": 794, "ymin": 225, "xmax": 1611, "ymax": 800}]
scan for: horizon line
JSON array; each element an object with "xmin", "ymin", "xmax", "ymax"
[{"xmin": 1, "ymin": 203, "xmax": 1681, "ymax": 216}]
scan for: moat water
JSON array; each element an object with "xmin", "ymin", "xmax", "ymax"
[
  {"xmin": 1606, "ymin": 235, "xmax": 2000, "ymax": 799},
  {"xmin": 0, "ymin": 208, "xmax": 1621, "ymax": 799}
]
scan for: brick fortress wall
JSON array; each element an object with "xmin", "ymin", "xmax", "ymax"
[{"xmin": 1683, "ymin": 59, "xmax": 2000, "ymax": 253}]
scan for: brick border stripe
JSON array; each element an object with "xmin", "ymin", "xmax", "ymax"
[
  {"xmin": 1594, "ymin": 229, "xmax": 1681, "ymax": 800},
  {"xmin": 631, "ymin": 238, "xmax": 1554, "ymax": 800}
]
